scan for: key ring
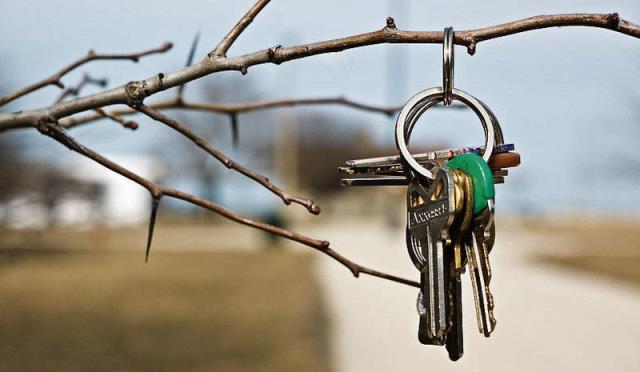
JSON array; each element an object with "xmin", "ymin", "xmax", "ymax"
[
  {"xmin": 403, "ymin": 96, "xmax": 505, "ymax": 152},
  {"xmin": 395, "ymin": 87, "xmax": 495, "ymax": 180},
  {"xmin": 443, "ymin": 27, "xmax": 454, "ymax": 106}
]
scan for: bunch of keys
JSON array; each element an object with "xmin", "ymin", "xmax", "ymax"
[{"xmin": 338, "ymin": 28, "xmax": 520, "ymax": 361}]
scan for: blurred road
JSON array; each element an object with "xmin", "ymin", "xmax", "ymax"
[{"xmin": 309, "ymin": 217, "xmax": 640, "ymax": 372}]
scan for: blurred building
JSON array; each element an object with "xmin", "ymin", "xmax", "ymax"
[{"xmin": 1, "ymin": 155, "xmax": 162, "ymax": 228}]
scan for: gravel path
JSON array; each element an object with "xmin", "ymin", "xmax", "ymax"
[{"xmin": 311, "ymin": 218, "xmax": 640, "ymax": 372}]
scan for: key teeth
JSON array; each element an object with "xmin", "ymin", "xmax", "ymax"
[
  {"xmin": 485, "ymin": 286, "xmax": 496, "ymax": 335},
  {"xmin": 486, "ymin": 288, "xmax": 494, "ymax": 309},
  {"xmin": 487, "ymin": 288, "xmax": 497, "ymax": 333},
  {"xmin": 480, "ymin": 229, "xmax": 496, "ymax": 335}
]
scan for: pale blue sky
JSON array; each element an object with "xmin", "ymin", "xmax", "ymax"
[{"xmin": 1, "ymin": 0, "xmax": 639, "ymax": 215}]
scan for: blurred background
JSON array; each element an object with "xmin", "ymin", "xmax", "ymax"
[{"xmin": 0, "ymin": 0, "xmax": 639, "ymax": 371}]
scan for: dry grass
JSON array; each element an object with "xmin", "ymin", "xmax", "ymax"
[
  {"xmin": 522, "ymin": 218, "xmax": 640, "ymax": 287},
  {"xmin": 0, "ymin": 246, "xmax": 330, "ymax": 372}
]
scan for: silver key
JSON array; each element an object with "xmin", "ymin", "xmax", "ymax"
[
  {"xmin": 465, "ymin": 203, "xmax": 497, "ymax": 336},
  {"xmin": 406, "ymin": 168, "xmax": 456, "ymax": 344},
  {"xmin": 344, "ymin": 144, "xmax": 515, "ymax": 170}
]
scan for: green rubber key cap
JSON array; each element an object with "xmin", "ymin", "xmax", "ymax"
[{"xmin": 447, "ymin": 153, "xmax": 495, "ymax": 215}]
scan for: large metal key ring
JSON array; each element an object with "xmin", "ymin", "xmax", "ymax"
[
  {"xmin": 403, "ymin": 97, "xmax": 504, "ymax": 146},
  {"xmin": 395, "ymin": 87, "xmax": 495, "ymax": 180},
  {"xmin": 402, "ymin": 96, "xmax": 505, "ymax": 153}
]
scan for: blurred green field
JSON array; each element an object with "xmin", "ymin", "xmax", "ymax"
[{"xmin": 0, "ymin": 245, "xmax": 330, "ymax": 372}]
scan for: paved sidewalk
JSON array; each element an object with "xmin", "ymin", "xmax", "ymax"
[{"xmin": 310, "ymin": 218, "xmax": 640, "ymax": 372}]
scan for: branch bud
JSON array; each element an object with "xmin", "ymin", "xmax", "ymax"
[
  {"xmin": 606, "ymin": 13, "xmax": 620, "ymax": 28},
  {"xmin": 386, "ymin": 17, "xmax": 397, "ymax": 29}
]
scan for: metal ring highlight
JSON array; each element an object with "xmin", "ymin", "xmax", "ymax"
[
  {"xmin": 395, "ymin": 87, "xmax": 495, "ymax": 180},
  {"xmin": 403, "ymin": 96, "xmax": 505, "ymax": 150},
  {"xmin": 442, "ymin": 27, "xmax": 454, "ymax": 106}
]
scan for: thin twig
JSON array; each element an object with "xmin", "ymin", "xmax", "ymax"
[
  {"xmin": 55, "ymin": 74, "xmax": 107, "ymax": 104},
  {"xmin": 93, "ymin": 108, "xmax": 138, "ymax": 130},
  {"xmin": 36, "ymin": 119, "xmax": 418, "ymax": 287},
  {"xmin": 135, "ymin": 104, "xmax": 320, "ymax": 214},
  {"xmin": 0, "ymin": 41, "xmax": 172, "ymax": 107},
  {"xmin": 181, "ymin": 97, "xmax": 401, "ymax": 116},
  {"xmin": 59, "ymin": 96, "xmax": 400, "ymax": 129},
  {"xmin": 210, "ymin": 0, "xmax": 271, "ymax": 57}
]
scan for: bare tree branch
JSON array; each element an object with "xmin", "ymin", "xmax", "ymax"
[
  {"xmin": 0, "ymin": 42, "xmax": 172, "ymax": 107},
  {"xmin": 0, "ymin": 13, "xmax": 637, "ymax": 131},
  {"xmin": 210, "ymin": 0, "xmax": 271, "ymax": 57},
  {"xmin": 178, "ymin": 97, "xmax": 400, "ymax": 116},
  {"xmin": 134, "ymin": 104, "xmax": 320, "ymax": 214},
  {"xmin": 58, "ymin": 96, "xmax": 400, "ymax": 129},
  {"xmin": 455, "ymin": 12, "xmax": 635, "ymax": 55},
  {"xmin": 35, "ymin": 119, "xmax": 418, "ymax": 287}
]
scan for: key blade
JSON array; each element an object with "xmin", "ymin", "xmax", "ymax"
[
  {"xmin": 344, "ymin": 144, "xmax": 516, "ymax": 169},
  {"xmin": 421, "ymin": 237, "xmax": 447, "ymax": 345},
  {"xmin": 473, "ymin": 215, "xmax": 497, "ymax": 334},
  {"xmin": 471, "ymin": 227, "xmax": 496, "ymax": 336},
  {"xmin": 464, "ymin": 235, "xmax": 490, "ymax": 336},
  {"xmin": 408, "ymin": 169, "xmax": 455, "ymax": 345},
  {"xmin": 445, "ymin": 274, "xmax": 464, "ymax": 361},
  {"xmin": 341, "ymin": 177, "xmax": 408, "ymax": 186}
]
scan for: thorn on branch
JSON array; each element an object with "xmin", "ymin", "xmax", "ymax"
[
  {"xmin": 229, "ymin": 113, "xmax": 239, "ymax": 148},
  {"xmin": 386, "ymin": 17, "xmax": 397, "ymax": 29},
  {"xmin": 135, "ymin": 104, "xmax": 321, "ymax": 214},
  {"xmin": 145, "ymin": 195, "xmax": 162, "ymax": 262},
  {"xmin": 176, "ymin": 32, "xmax": 201, "ymax": 100}
]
